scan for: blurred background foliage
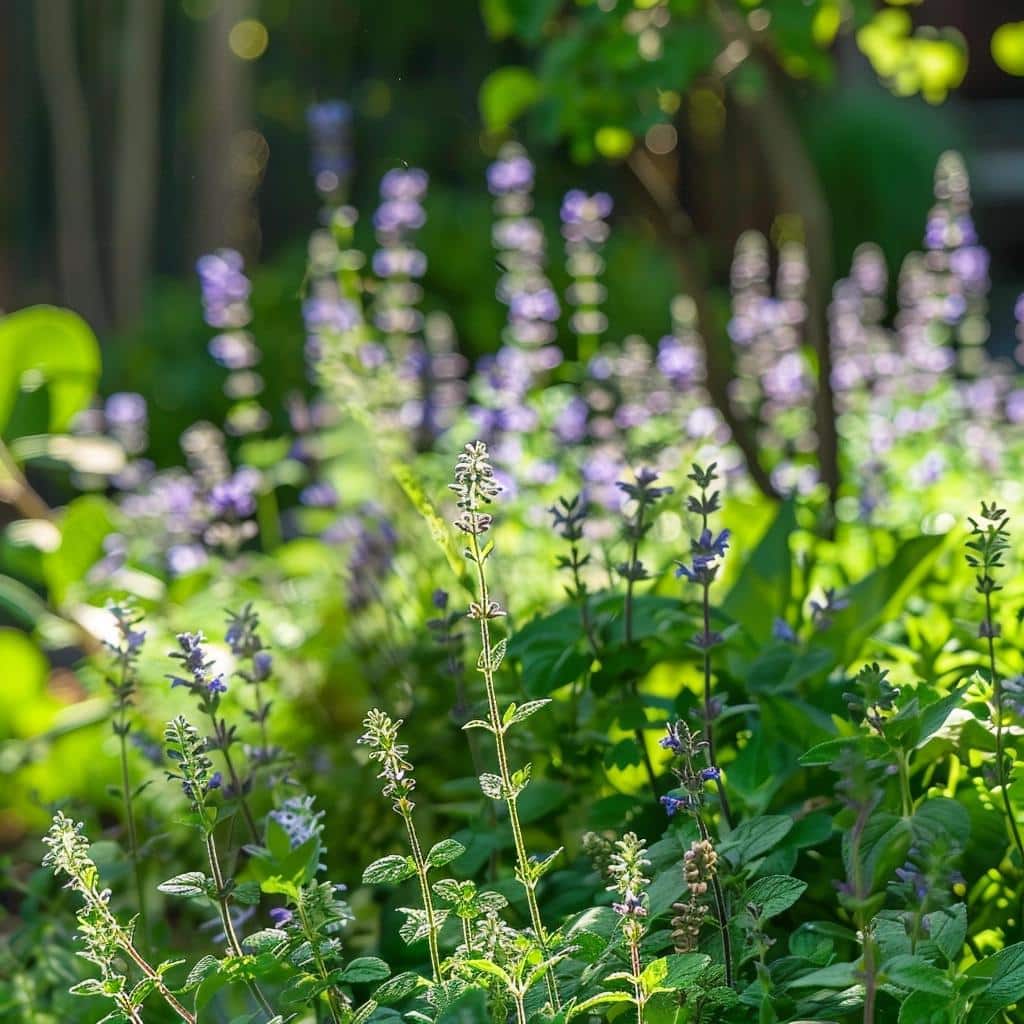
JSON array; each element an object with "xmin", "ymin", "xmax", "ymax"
[{"xmin": 3, "ymin": 1, "xmax": 1023, "ymax": 470}]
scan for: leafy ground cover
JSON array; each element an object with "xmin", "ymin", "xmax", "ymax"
[{"xmin": 4, "ymin": 140, "xmax": 1024, "ymax": 1024}]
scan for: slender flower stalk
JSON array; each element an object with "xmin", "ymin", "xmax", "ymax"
[
  {"xmin": 616, "ymin": 468, "xmax": 673, "ymax": 800},
  {"xmin": 359, "ymin": 709, "xmax": 443, "ymax": 981},
  {"xmin": 168, "ymin": 632, "xmax": 260, "ymax": 841},
  {"xmin": 966, "ymin": 502, "xmax": 1024, "ymax": 863},
  {"xmin": 676, "ymin": 462, "xmax": 734, "ymax": 829},
  {"xmin": 42, "ymin": 812, "xmax": 197, "ymax": 1024},
  {"xmin": 450, "ymin": 441, "xmax": 560, "ymax": 1010},
  {"xmin": 607, "ymin": 832, "xmax": 651, "ymax": 1024},
  {"xmin": 103, "ymin": 604, "xmax": 148, "ymax": 937},
  {"xmin": 164, "ymin": 716, "xmax": 275, "ymax": 1020},
  {"xmin": 659, "ymin": 720, "xmax": 733, "ymax": 986}
]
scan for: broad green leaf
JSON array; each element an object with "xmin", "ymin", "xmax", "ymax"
[
  {"xmin": 362, "ymin": 855, "xmax": 417, "ymax": 885},
  {"xmin": 722, "ymin": 498, "xmax": 796, "ymax": 648},
  {"xmin": 882, "ymin": 954, "xmax": 952, "ymax": 996},
  {"xmin": 43, "ymin": 495, "xmax": 113, "ymax": 606},
  {"xmin": 924, "ymin": 903, "xmax": 967, "ymax": 963},
  {"xmin": 0, "ymin": 305, "xmax": 101, "ymax": 436},
  {"xmin": 339, "ymin": 957, "xmax": 391, "ymax": 983},
  {"xmin": 744, "ymin": 875, "xmax": 807, "ymax": 919},
  {"xmin": 426, "ymin": 838, "xmax": 466, "ymax": 868},
  {"xmin": 157, "ymin": 871, "xmax": 209, "ymax": 897}
]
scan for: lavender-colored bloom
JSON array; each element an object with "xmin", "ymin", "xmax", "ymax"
[
  {"xmin": 660, "ymin": 794, "xmax": 689, "ymax": 817},
  {"xmin": 380, "ymin": 168, "xmax": 428, "ymax": 202},
  {"xmin": 699, "ymin": 766, "xmax": 721, "ymax": 782},
  {"xmin": 167, "ymin": 543, "xmax": 208, "ymax": 577},
  {"xmin": 269, "ymin": 906, "xmax": 294, "ymax": 927},
  {"xmin": 509, "ymin": 287, "xmax": 560, "ymax": 323},
  {"xmin": 303, "ymin": 296, "xmax": 360, "ymax": 334},
  {"xmin": 207, "ymin": 771, "xmax": 223, "ymax": 790},
  {"xmin": 554, "ymin": 396, "xmax": 589, "ymax": 444},
  {"xmin": 612, "ymin": 891, "xmax": 647, "ymax": 918},
  {"xmin": 299, "ymin": 482, "xmax": 340, "ymax": 508},
  {"xmin": 210, "ymin": 472, "xmax": 258, "ymax": 520},
  {"xmin": 105, "ymin": 392, "xmax": 147, "ymax": 429},
  {"xmin": 659, "ymin": 721, "xmax": 684, "ymax": 753},
  {"xmin": 306, "ymin": 100, "xmax": 353, "ymax": 190},
  {"xmin": 487, "ymin": 153, "xmax": 535, "ymax": 195},
  {"xmin": 772, "ymin": 618, "xmax": 797, "ymax": 644},
  {"xmin": 209, "ymin": 332, "xmax": 259, "ymax": 370},
  {"xmin": 197, "ymin": 249, "xmax": 251, "ymax": 329}
]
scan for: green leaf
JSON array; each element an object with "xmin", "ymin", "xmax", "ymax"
[
  {"xmin": 232, "ymin": 881, "xmax": 262, "ymax": 905},
  {"xmin": 462, "ymin": 958, "xmax": 512, "ymax": 985},
  {"xmin": 373, "ymin": 971, "xmax": 424, "ymax": 1005},
  {"xmin": 479, "ymin": 67, "xmax": 542, "ymax": 133},
  {"xmin": 799, "ymin": 734, "xmax": 890, "ymax": 767},
  {"xmin": 924, "ymin": 903, "xmax": 967, "ymax": 963},
  {"xmin": 184, "ymin": 955, "xmax": 220, "ymax": 991},
  {"xmin": 362, "ymin": 855, "xmax": 417, "ymax": 885},
  {"xmin": 43, "ymin": 495, "xmax": 113, "ymax": 606},
  {"xmin": 719, "ymin": 815, "xmax": 794, "ymax": 866},
  {"xmin": 744, "ymin": 875, "xmax": 807, "ymax": 920},
  {"xmin": 965, "ymin": 942, "xmax": 1024, "ymax": 1023},
  {"xmin": 0, "ymin": 305, "xmax": 101, "ymax": 436},
  {"xmin": 722, "ymin": 498, "xmax": 797, "ymax": 648},
  {"xmin": 479, "ymin": 772, "xmax": 504, "ymax": 799},
  {"xmin": 340, "ymin": 957, "xmax": 391, "ymax": 984},
  {"xmin": 157, "ymin": 871, "xmax": 209, "ymax": 897},
  {"xmin": 426, "ymin": 838, "xmax": 466, "ymax": 868},
  {"xmin": 502, "ymin": 698, "xmax": 551, "ymax": 727},
  {"xmin": 242, "ymin": 929, "xmax": 288, "ymax": 953},
  {"xmin": 567, "ymin": 992, "xmax": 633, "ymax": 1019},
  {"xmin": 818, "ymin": 532, "xmax": 949, "ymax": 666},
  {"xmin": 69, "ymin": 978, "xmax": 107, "ymax": 996},
  {"xmin": 882, "ymin": 955, "xmax": 952, "ymax": 996},
  {"xmin": 786, "ymin": 961, "xmax": 859, "ymax": 989},
  {"xmin": 900, "ymin": 990, "xmax": 951, "ymax": 1024}
]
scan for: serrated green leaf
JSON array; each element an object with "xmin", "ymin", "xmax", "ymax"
[
  {"xmin": 744, "ymin": 875, "xmax": 807, "ymax": 920},
  {"xmin": 157, "ymin": 871, "xmax": 209, "ymax": 897},
  {"xmin": 340, "ymin": 957, "xmax": 391, "ymax": 984},
  {"xmin": 362, "ymin": 855, "xmax": 417, "ymax": 885},
  {"xmin": 426, "ymin": 838, "xmax": 465, "ymax": 868}
]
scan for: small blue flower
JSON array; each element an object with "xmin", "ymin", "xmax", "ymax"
[
  {"xmin": 207, "ymin": 772, "xmax": 223, "ymax": 791},
  {"xmin": 660, "ymin": 794, "xmax": 689, "ymax": 817},
  {"xmin": 700, "ymin": 766, "xmax": 721, "ymax": 782},
  {"xmin": 252, "ymin": 651, "xmax": 273, "ymax": 682},
  {"xmin": 207, "ymin": 675, "xmax": 228, "ymax": 695},
  {"xmin": 659, "ymin": 722, "xmax": 683, "ymax": 753},
  {"xmin": 772, "ymin": 618, "xmax": 797, "ymax": 644},
  {"xmin": 269, "ymin": 906, "xmax": 294, "ymax": 927}
]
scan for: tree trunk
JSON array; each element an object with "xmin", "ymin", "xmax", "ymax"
[
  {"xmin": 743, "ymin": 65, "xmax": 841, "ymax": 514},
  {"xmin": 34, "ymin": 0, "xmax": 108, "ymax": 330},
  {"xmin": 111, "ymin": 0, "xmax": 164, "ymax": 327},
  {"xmin": 628, "ymin": 149, "xmax": 782, "ymax": 501},
  {"xmin": 192, "ymin": 0, "xmax": 254, "ymax": 261}
]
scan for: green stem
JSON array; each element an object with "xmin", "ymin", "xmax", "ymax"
[
  {"xmin": 898, "ymin": 752, "xmax": 913, "ymax": 819},
  {"xmin": 985, "ymin": 591, "xmax": 1024, "ymax": 864},
  {"xmin": 116, "ymin": 702, "xmax": 147, "ymax": 943},
  {"xmin": 468, "ymin": 526, "xmax": 560, "ymax": 1011},
  {"xmin": 205, "ymin": 832, "xmax": 275, "ymax": 1019},
  {"xmin": 624, "ymin": 504, "xmax": 659, "ymax": 803},
  {"xmin": 696, "ymin": 818, "xmax": 733, "ymax": 988},
  {"xmin": 207, "ymin": 711, "xmax": 259, "ymax": 842},
  {"xmin": 297, "ymin": 898, "xmax": 345, "ymax": 1024},
  {"xmin": 402, "ymin": 811, "xmax": 442, "ymax": 982},
  {"xmin": 630, "ymin": 936, "xmax": 645, "ymax": 1024}
]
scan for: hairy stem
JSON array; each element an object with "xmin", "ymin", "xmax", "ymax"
[
  {"xmin": 468, "ymin": 526, "xmax": 560, "ymax": 1010},
  {"xmin": 696, "ymin": 817, "xmax": 733, "ymax": 988},
  {"xmin": 208, "ymin": 711, "xmax": 259, "ymax": 842},
  {"xmin": 985, "ymin": 591, "xmax": 1024, "ymax": 864},
  {"xmin": 402, "ymin": 810, "xmax": 442, "ymax": 981},
  {"xmin": 624, "ymin": 502, "xmax": 660, "ymax": 802},
  {"xmin": 205, "ymin": 832, "xmax": 275, "ymax": 1019}
]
